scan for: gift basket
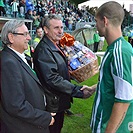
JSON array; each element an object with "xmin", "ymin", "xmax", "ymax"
[{"xmin": 60, "ymin": 33, "xmax": 99, "ymax": 83}]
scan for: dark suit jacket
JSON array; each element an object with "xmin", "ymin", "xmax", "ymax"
[
  {"xmin": 33, "ymin": 35, "xmax": 83, "ymax": 112},
  {"xmin": 0, "ymin": 46, "xmax": 51, "ymax": 133}
]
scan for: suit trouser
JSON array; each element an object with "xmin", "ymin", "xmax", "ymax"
[
  {"xmin": 93, "ymin": 42, "xmax": 99, "ymax": 52},
  {"xmin": 0, "ymin": 6, "xmax": 6, "ymax": 16},
  {"xmin": 49, "ymin": 111, "xmax": 64, "ymax": 133},
  {"xmin": 0, "ymin": 120, "xmax": 9, "ymax": 133}
]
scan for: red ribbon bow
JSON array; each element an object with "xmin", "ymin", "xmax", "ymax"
[{"xmin": 60, "ymin": 33, "xmax": 75, "ymax": 47}]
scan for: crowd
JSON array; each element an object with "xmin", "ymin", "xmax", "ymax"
[{"xmin": 0, "ymin": 0, "xmax": 95, "ymax": 31}]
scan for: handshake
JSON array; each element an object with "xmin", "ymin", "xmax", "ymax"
[{"xmin": 80, "ymin": 84, "xmax": 97, "ymax": 99}]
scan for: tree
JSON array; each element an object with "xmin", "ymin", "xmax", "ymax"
[
  {"xmin": 69, "ymin": 0, "xmax": 88, "ymax": 5},
  {"xmin": 122, "ymin": 8, "xmax": 133, "ymax": 31},
  {"xmin": 86, "ymin": 6, "xmax": 98, "ymax": 16}
]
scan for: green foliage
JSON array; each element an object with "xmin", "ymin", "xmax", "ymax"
[
  {"xmin": 69, "ymin": 0, "xmax": 88, "ymax": 5},
  {"xmin": 102, "ymin": 40, "xmax": 108, "ymax": 51},
  {"xmin": 86, "ymin": 7, "xmax": 98, "ymax": 16}
]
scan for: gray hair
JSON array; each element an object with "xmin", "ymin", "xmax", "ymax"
[
  {"xmin": 95, "ymin": 1, "xmax": 125, "ymax": 26},
  {"xmin": 1, "ymin": 20, "xmax": 25, "ymax": 45},
  {"xmin": 40, "ymin": 14, "xmax": 62, "ymax": 28}
]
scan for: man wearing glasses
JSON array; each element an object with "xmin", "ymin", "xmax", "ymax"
[{"xmin": 0, "ymin": 20, "xmax": 55, "ymax": 133}]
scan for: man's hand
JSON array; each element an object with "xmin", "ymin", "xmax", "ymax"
[
  {"xmin": 80, "ymin": 84, "xmax": 97, "ymax": 99},
  {"xmin": 49, "ymin": 117, "xmax": 55, "ymax": 126},
  {"xmin": 49, "ymin": 113, "xmax": 56, "ymax": 126}
]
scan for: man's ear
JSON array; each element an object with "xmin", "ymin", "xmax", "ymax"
[
  {"xmin": 8, "ymin": 33, "xmax": 14, "ymax": 44},
  {"xmin": 103, "ymin": 16, "xmax": 108, "ymax": 27},
  {"xmin": 43, "ymin": 26, "xmax": 48, "ymax": 34}
]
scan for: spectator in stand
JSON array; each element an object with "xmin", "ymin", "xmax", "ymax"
[
  {"xmin": 35, "ymin": 0, "xmax": 42, "ymax": 16},
  {"xmin": 10, "ymin": 0, "xmax": 19, "ymax": 18},
  {"xmin": 25, "ymin": 9, "xmax": 34, "ymax": 29},
  {"xmin": 25, "ymin": 0, "xmax": 34, "ymax": 13},
  {"xmin": 49, "ymin": 5, "xmax": 56, "ymax": 14},
  {"xmin": 19, "ymin": 0, "xmax": 25, "ymax": 17},
  {"xmin": 68, "ymin": 14, "xmax": 73, "ymax": 31},
  {"xmin": 0, "ymin": 0, "xmax": 6, "ymax": 16},
  {"xmin": 32, "ymin": 10, "xmax": 41, "ymax": 30},
  {"xmin": 40, "ymin": 0, "xmax": 46, "ymax": 17},
  {"xmin": 32, "ymin": 26, "xmax": 43, "ymax": 50},
  {"xmin": 128, "ymin": 36, "xmax": 133, "ymax": 47},
  {"xmin": 93, "ymin": 30, "xmax": 100, "ymax": 52},
  {"xmin": 64, "ymin": 14, "xmax": 69, "ymax": 29}
]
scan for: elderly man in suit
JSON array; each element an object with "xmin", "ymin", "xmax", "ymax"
[{"xmin": 0, "ymin": 20, "xmax": 55, "ymax": 133}]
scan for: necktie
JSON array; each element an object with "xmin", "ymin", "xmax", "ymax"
[
  {"xmin": 25, "ymin": 54, "xmax": 36, "ymax": 75},
  {"xmin": 25, "ymin": 54, "xmax": 33, "ymax": 68}
]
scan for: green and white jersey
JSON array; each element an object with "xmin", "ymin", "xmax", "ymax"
[{"xmin": 90, "ymin": 37, "xmax": 133, "ymax": 133}]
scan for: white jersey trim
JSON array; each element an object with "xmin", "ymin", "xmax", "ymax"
[
  {"xmin": 113, "ymin": 40, "xmax": 123, "ymax": 78},
  {"xmin": 131, "ymin": 57, "xmax": 133, "ymax": 86},
  {"xmin": 113, "ymin": 74, "xmax": 133, "ymax": 100}
]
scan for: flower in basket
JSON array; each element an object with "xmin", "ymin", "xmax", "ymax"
[{"xmin": 60, "ymin": 32, "xmax": 75, "ymax": 47}]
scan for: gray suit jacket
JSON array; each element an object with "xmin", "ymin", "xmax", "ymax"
[{"xmin": 0, "ymin": 46, "xmax": 51, "ymax": 133}]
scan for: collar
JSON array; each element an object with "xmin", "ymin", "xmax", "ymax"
[{"xmin": 8, "ymin": 46, "xmax": 29, "ymax": 66}]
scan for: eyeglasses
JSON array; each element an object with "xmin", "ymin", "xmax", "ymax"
[{"xmin": 12, "ymin": 32, "xmax": 30, "ymax": 37}]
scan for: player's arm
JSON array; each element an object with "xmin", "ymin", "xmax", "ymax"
[{"xmin": 105, "ymin": 102, "xmax": 129, "ymax": 133}]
